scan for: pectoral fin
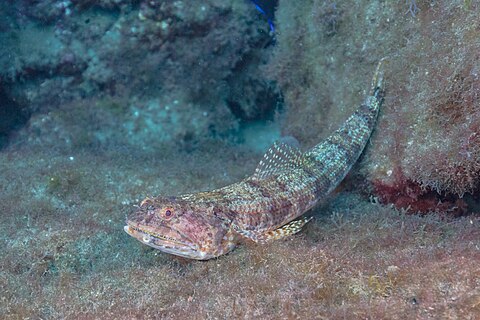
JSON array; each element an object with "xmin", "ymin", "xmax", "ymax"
[{"xmin": 235, "ymin": 216, "xmax": 313, "ymax": 243}]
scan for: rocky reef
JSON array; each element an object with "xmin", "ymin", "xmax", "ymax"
[
  {"xmin": 0, "ymin": 0, "xmax": 479, "ymax": 318},
  {"xmin": 269, "ymin": 0, "xmax": 480, "ymax": 214},
  {"xmin": 0, "ymin": 0, "xmax": 280, "ymax": 152}
]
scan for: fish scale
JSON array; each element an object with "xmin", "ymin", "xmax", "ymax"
[{"xmin": 124, "ymin": 61, "xmax": 385, "ymax": 260}]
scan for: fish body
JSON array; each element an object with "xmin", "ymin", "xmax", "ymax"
[{"xmin": 125, "ymin": 62, "xmax": 385, "ymax": 260}]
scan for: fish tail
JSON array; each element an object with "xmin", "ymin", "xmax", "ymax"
[
  {"xmin": 370, "ymin": 58, "xmax": 386, "ymax": 101},
  {"xmin": 303, "ymin": 62, "xmax": 386, "ymax": 191}
]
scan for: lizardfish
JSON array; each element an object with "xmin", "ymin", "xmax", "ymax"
[{"xmin": 125, "ymin": 62, "xmax": 385, "ymax": 260}]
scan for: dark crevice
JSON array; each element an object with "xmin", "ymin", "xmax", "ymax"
[
  {"xmin": 225, "ymin": 84, "xmax": 283, "ymax": 123},
  {"xmin": 224, "ymin": 44, "xmax": 282, "ymax": 124},
  {"xmin": 0, "ymin": 82, "xmax": 30, "ymax": 149}
]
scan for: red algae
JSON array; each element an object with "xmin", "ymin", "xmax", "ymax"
[{"xmin": 372, "ymin": 168, "xmax": 469, "ymax": 215}]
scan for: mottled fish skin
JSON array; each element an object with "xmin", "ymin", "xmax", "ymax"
[{"xmin": 125, "ymin": 62, "xmax": 385, "ymax": 260}]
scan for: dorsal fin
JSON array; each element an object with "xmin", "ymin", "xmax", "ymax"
[{"xmin": 251, "ymin": 141, "xmax": 304, "ymax": 181}]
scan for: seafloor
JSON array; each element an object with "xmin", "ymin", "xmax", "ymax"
[{"xmin": 1, "ymin": 0, "xmax": 479, "ymax": 319}]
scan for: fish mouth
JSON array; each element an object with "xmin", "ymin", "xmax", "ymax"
[{"xmin": 124, "ymin": 224, "xmax": 203, "ymax": 259}]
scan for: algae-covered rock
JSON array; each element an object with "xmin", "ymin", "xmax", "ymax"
[
  {"xmin": 0, "ymin": 0, "xmax": 278, "ymax": 149},
  {"xmin": 269, "ymin": 0, "xmax": 480, "ymax": 212}
]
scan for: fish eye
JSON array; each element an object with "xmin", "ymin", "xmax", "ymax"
[{"xmin": 163, "ymin": 208, "xmax": 174, "ymax": 219}]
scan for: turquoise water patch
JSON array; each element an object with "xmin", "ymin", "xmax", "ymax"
[{"xmin": 239, "ymin": 120, "xmax": 281, "ymax": 153}]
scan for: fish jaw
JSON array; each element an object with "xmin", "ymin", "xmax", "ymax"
[
  {"xmin": 123, "ymin": 224, "xmax": 225, "ymax": 260},
  {"xmin": 123, "ymin": 223, "xmax": 209, "ymax": 259},
  {"xmin": 124, "ymin": 197, "xmax": 238, "ymax": 260},
  {"xmin": 124, "ymin": 223, "xmax": 236, "ymax": 260}
]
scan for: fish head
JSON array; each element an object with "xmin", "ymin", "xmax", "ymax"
[{"xmin": 124, "ymin": 196, "xmax": 235, "ymax": 260}]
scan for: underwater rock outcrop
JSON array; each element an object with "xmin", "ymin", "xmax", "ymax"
[
  {"xmin": 0, "ymin": 0, "xmax": 278, "ymax": 150},
  {"xmin": 269, "ymin": 0, "xmax": 480, "ymax": 213}
]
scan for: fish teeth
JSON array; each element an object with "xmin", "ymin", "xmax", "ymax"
[{"xmin": 142, "ymin": 234, "xmax": 152, "ymax": 243}]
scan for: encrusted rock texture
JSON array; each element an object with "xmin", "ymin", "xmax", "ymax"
[
  {"xmin": 0, "ymin": 0, "xmax": 479, "ymax": 319},
  {"xmin": 0, "ymin": 0, "xmax": 279, "ymax": 151},
  {"xmin": 269, "ymin": 0, "xmax": 480, "ymax": 214}
]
